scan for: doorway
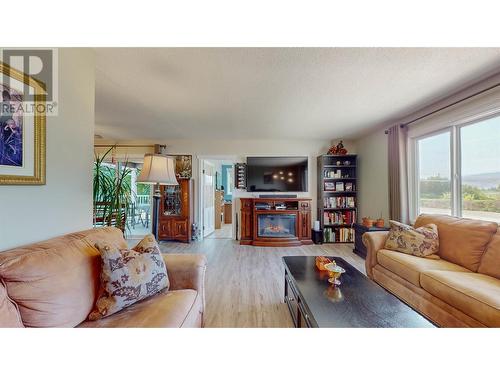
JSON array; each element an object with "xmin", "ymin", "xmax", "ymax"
[
  {"xmin": 200, "ymin": 157, "xmax": 236, "ymax": 240},
  {"xmin": 202, "ymin": 160, "xmax": 216, "ymax": 237}
]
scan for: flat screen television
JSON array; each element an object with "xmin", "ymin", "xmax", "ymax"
[{"xmin": 246, "ymin": 156, "xmax": 308, "ymax": 192}]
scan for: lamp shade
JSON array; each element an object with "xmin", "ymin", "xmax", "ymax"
[{"xmin": 137, "ymin": 154, "xmax": 178, "ymax": 185}]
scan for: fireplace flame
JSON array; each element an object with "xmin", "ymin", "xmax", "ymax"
[{"xmin": 265, "ymin": 224, "xmax": 285, "ymax": 233}]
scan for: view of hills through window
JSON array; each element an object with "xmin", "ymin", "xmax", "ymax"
[{"xmin": 418, "ymin": 116, "xmax": 500, "ymax": 222}]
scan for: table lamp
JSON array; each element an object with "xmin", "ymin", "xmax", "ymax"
[{"xmin": 137, "ymin": 153, "xmax": 178, "ymax": 239}]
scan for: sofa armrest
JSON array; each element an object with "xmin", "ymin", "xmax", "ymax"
[
  {"xmin": 362, "ymin": 231, "xmax": 389, "ymax": 279},
  {"xmin": 162, "ymin": 253, "xmax": 207, "ymax": 292}
]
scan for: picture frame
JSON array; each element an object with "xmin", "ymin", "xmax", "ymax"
[
  {"xmin": 174, "ymin": 154, "xmax": 192, "ymax": 179},
  {"xmin": 0, "ymin": 62, "xmax": 46, "ymax": 185}
]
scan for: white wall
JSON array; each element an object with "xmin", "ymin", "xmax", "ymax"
[
  {"xmin": 108, "ymin": 138, "xmax": 334, "ymax": 237},
  {"xmin": 0, "ymin": 49, "xmax": 95, "ymax": 251},
  {"xmin": 355, "ymin": 130, "xmax": 390, "ymax": 222}
]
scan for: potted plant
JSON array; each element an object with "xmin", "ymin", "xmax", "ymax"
[
  {"xmin": 93, "ymin": 146, "xmax": 134, "ymax": 233},
  {"xmin": 362, "ymin": 217, "xmax": 374, "ymax": 227}
]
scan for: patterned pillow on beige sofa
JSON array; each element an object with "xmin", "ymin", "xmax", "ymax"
[
  {"xmin": 385, "ymin": 220, "xmax": 439, "ymax": 258},
  {"xmin": 89, "ymin": 234, "xmax": 169, "ymax": 320}
]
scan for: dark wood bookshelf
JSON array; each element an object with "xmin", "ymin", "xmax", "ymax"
[{"xmin": 317, "ymin": 154, "xmax": 357, "ymax": 244}]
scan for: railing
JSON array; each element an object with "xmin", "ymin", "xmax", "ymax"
[{"xmin": 136, "ymin": 194, "xmax": 151, "ymax": 206}]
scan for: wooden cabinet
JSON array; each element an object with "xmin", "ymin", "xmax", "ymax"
[
  {"xmin": 298, "ymin": 210, "xmax": 311, "ymax": 240},
  {"xmin": 158, "ymin": 179, "xmax": 193, "ymax": 243},
  {"xmin": 240, "ymin": 198, "xmax": 253, "ymax": 243},
  {"xmin": 159, "ymin": 220, "xmax": 172, "ymax": 238},
  {"xmin": 172, "ymin": 219, "xmax": 189, "ymax": 240}
]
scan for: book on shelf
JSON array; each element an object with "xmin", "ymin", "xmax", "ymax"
[
  {"xmin": 345, "ymin": 182, "xmax": 354, "ymax": 191},
  {"xmin": 323, "ymin": 227, "xmax": 354, "ymax": 243},
  {"xmin": 323, "ymin": 210, "xmax": 356, "ymax": 225},
  {"xmin": 335, "ymin": 181, "xmax": 344, "ymax": 191},
  {"xmin": 323, "ymin": 196, "xmax": 356, "ymax": 208}
]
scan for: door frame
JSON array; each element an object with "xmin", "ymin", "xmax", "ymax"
[
  {"xmin": 202, "ymin": 160, "xmax": 216, "ymax": 238},
  {"xmin": 197, "ymin": 155, "xmax": 239, "ymax": 240}
]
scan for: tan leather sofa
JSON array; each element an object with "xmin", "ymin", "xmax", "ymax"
[
  {"xmin": 0, "ymin": 227, "xmax": 206, "ymax": 328},
  {"xmin": 363, "ymin": 214, "xmax": 500, "ymax": 327}
]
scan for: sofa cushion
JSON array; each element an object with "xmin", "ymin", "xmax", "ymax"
[
  {"xmin": 78, "ymin": 289, "xmax": 202, "ymax": 328},
  {"xmin": 420, "ymin": 270, "xmax": 500, "ymax": 327},
  {"xmin": 385, "ymin": 220, "xmax": 439, "ymax": 257},
  {"xmin": 89, "ymin": 234, "xmax": 169, "ymax": 320},
  {"xmin": 0, "ymin": 280, "xmax": 23, "ymax": 328},
  {"xmin": 414, "ymin": 214, "xmax": 498, "ymax": 272},
  {"xmin": 478, "ymin": 230, "xmax": 500, "ymax": 279},
  {"xmin": 377, "ymin": 249, "xmax": 471, "ymax": 287},
  {"xmin": 0, "ymin": 227, "xmax": 126, "ymax": 327}
]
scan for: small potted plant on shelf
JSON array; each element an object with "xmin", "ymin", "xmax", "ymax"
[
  {"xmin": 362, "ymin": 217, "xmax": 374, "ymax": 227},
  {"xmin": 375, "ymin": 214, "xmax": 385, "ymax": 228}
]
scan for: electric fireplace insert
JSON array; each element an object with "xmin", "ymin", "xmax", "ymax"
[{"xmin": 257, "ymin": 214, "xmax": 296, "ymax": 238}]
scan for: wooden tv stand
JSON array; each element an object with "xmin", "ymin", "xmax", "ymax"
[{"xmin": 240, "ymin": 198, "xmax": 313, "ymax": 247}]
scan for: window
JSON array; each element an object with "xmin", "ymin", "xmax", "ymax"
[
  {"xmin": 417, "ymin": 131, "xmax": 452, "ymax": 216},
  {"xmin": 460, "ymin": 117, "xmax": 500, "ymax": 221},
  {"xmin": 411, "ymin": 115, "xmax": 500, "ymax": 223}
]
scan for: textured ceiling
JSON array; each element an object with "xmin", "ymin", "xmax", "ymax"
[{"xmin": 95, "ymin": 48, "xmax": 500, "ymax": 141}]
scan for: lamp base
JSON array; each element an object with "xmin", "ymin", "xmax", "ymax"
[{"xmin": 152, "ymin": 185, "xmax": 161, "ymax": 240}]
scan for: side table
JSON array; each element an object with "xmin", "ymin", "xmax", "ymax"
[{"xmin": 353, "ymin": 223, "xmax": 389, "ymax": 259}]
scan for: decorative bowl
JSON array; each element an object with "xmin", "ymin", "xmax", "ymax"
[
  {"xmin": 316, "ymin": 256, "xmax": 335, "ymax": 271},
  {"xmin": 324, "ymin": 263, "xmax": 346, "ymax": 286}
]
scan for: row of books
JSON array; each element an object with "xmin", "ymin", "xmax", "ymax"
[
  {"xmin": 324, "ymin": 181, "xmax": 355, "ymax": 191},
  {"xmin": 323, "ymin": 170, "xmax": 354, "ymax": 179},
  {"xmin": 323, "ymin": 196, "xmax": 356, "ymax": 208},
  {"xmin": 324, "ymin": 210, "xmax": 356, "ymax": 225},
  {"xmin": 323, "ymin": 227, "xmax": 354, "ymax": 243}
]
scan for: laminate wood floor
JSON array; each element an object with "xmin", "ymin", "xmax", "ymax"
[
  {"xmin": 206, "ymin": 224, "xmax": 233, "ymax": 239},
  {"xmin": 128, "ymin": 237, "xmax": 365, "ymax": 327}
]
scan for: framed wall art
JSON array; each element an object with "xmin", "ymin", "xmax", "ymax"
[
  {"xmin": 175, "ymin": 155, "xmax": 192, "ymax": 179},
  {"xmin": 0, "ymin": 62, "xmax": 46, "ymax": 185}
]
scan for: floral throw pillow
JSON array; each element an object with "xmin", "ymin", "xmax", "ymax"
[
  {"xmin": 384, "ymin": 220, "xmax": 439, "ymax": 258},
  {"xmin": 88, "ymin": 234, "xmax": 169, "ymax": 320}
]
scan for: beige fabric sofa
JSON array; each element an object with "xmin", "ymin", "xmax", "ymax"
[
  {"xmin": 363, "ymin": 214, "xmax": 500, "ymax": 327},
  {"xmin": 0, "ymin": 227, "xmax": 206, "ymax": 328}
]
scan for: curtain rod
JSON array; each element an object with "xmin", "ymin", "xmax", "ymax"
[
  {"xmin": 93, "ymin": 144, "xmax": 159, "ymax": 148},
  {"xmin": 385, "ymin": 82, "xmax": 500, "ymax": 134}
]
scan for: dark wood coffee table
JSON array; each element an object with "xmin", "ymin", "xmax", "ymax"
[{"xmin": 283, "ymin": 256, "xmax": 435, "ymax": 327}]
